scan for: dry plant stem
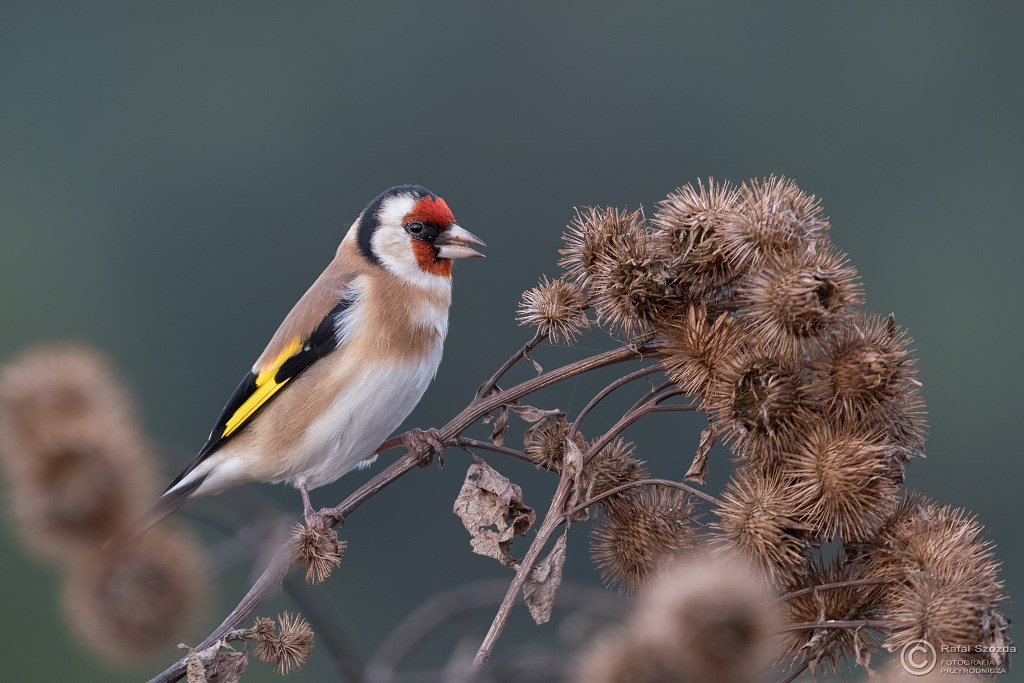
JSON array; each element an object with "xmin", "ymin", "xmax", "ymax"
[
  {"xmin": 148, "ymin": 342, "xmax": 656, "ymax": 683},
  {"xmin": 569, "ymin": 364, "xmax": 662, "ymax": 435},
  {"xmin": 624, "ymin": 380, "xmax": 676, "ymax": 415},
  {"xmin": 775, "ymin": 577, "xmax": 888, "ymax": 605},
  {"xmin": 454, "ymin": 438, "xmax": 534, "ymax": 466},
  {"xmin": 475, "ymin": 330, "xmax": 546, "ymax": 398},
  {"xmin": 569, "ymin": 477, "xmax": 721, "ymax": 513},
  {"xmin": 472, "ymin": 474, "xmax": 575, "ymax": 669},
  {"xmin": 584, "ymin": 400, "xmax": 697, "ymax": 467},
  {"xmin": 777, "ymin": 619, "xmax": 889, "ymax": 632}
]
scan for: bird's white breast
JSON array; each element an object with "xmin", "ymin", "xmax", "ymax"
[{"xmin": 286, "ymin": 291, "xmax": 447, "ymax": 489}]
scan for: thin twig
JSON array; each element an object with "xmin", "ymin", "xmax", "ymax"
[
  {"xmin": 568, "ymin": 477, "xmax": 721, "ymax": 514},
  {"xmin": 775, "ymin": 577, "xmax": 889, "ymax": 606},
  {"xmin": 475, "ymin": 330, "xmax": 546, "ymax": 399},
  {"xmin": 776, "ymin": 619, "xmax": 889, "ymax": 633},
  {"xmin": 569, "ymin": 365, "xmax": 662, "ymax": 436},
  {"xmin": 584, "ymin": 399, "xmax": 697, "ymax": 466},
  {"xmin": 471, "ymin": 475, "xmax": 574, "ymax": 668},
  {"xmin": 455, "ymin": 438, "xmax": 534, "ymax": 466},
  {"xmin": 624, "ymin": 380, "xmax": 675, "ymax": 415}
]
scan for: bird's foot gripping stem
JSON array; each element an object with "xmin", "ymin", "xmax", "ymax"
[
  {"xmin": 403, "ymin": 427, "xmax": 446, "ymax": 468},
  {"xmin": 299, "ymin": 483, "xmax": 344, "ymax": 543}
]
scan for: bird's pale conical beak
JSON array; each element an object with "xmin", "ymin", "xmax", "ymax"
[{"xmin": 436, "ymin": 224, "xmax": 486, "ymax": 259}]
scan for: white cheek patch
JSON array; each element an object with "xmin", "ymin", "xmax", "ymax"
[{"xmin": 371, "ymin": 196, "xmax": 453, "ymax": 294}]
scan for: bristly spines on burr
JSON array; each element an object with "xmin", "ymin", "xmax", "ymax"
[
  {"xmin": 702, "ymin": 352, "xmax": 818, "ymax": 461},
  {"xmin": 245, "ymin": 611, "xmax": 316, "ymax": 675},
  {"xmin": 717, "ymin": 176, "xmax": 831, "ymax": 273},
  {"xmin": 712, "ymin": 463, "xmax": 811, "ymax": 588},
  {"xmin": 589, "ymin": 487, "xmax": 697, "ymax": 593},
  {"xmin": 517, "ymin": 275, "xmax": 590, "ymax": 344},
  {"xmin": 734, "ymin": 245, "xmax": 864, "ymax": 361},
  {"xmin": 784, "ymin": 416, "xmax": 899, "ymax": 542},
  {"xmin": 651, "ymin": 178, "xmax": 743, "ymax": 290},
  {"xmin": 851, "ymin": 495, "xmax": 1009, "ymax": 662},
  {"xmin": 659, "ymin": 304, "xmax": 749, "ymax": 397}
]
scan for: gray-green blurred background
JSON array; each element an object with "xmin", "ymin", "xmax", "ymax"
[{"xmin": 2, "ymin": 2, "xmax": 1022, "ymax": 681}]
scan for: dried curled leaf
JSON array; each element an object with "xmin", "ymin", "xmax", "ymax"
[
  {"xmin": 685, "ymin": 425, "xmax": 716, "ymax": 484},
  {"xmin": 490, "ymin": 406, "xmax": 509, "ymax": 447},
  {"xmin": 453, "ymin": 458, "xmax": 536, "ymax": 567},
  {"xmin": 523, "ymin": 532, "xmax": 568, "ymax": 625},
  {"xmin": 563, "ymin": 436, "xmax": 593, "ymax": 518},
  {"xmin": 184, "ymin": 641, "xmax": 248, "ymax": 683}
]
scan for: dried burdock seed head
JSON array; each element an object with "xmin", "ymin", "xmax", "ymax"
[
  {"xmin": 660, "ymin": 305, "xmax": 748, "ymax": 397},
  {"xmin": 705, "ymin": 353, "xmax": 814, "ymax": 461},
  {"xmin": 4, "ymin": 422, "xmax": 152, "ymax": 561},
  {"xmin": 576, "ymin": 554, "xmax": 781, "ymax": 683},
  {"xmin": 735, "ymin": 246, "xmax": 863, "ymax": 360},
  {"xmin": 524, "ymin": 417, "xmax": 584, "ymax": 472},
  {"xmin": 712, "ymin": 464, "xmax": 809, "ymax": 588},
  {"xmin": 0, "ymin": 345, "xmax": 134, "ymax": 458},
  {"xmin": 291, "ymin": 522, "xmax": 346, "ymax": 585},
  {"xmin": 884, "ymin": 570, "xmax": 1010, "ymax": 665},
  {"xmin": 249, "ymin": 612, "xmax": 315, "ymax": 675},
  {"xmin": 0, "ymin": 345, "xmax": 156, "ymax": 560},
  {"xmin": 627, "ymin": 553, "xmax": 782, "ymax": 683},
  {"xmin": 718, "ymin": 176, "xmax": 830, "ymax": 272},
  {"xmin": 247, "ymin": 616, "xmax": 276, "ymax": 642},
  {"xmin": 574, "ymin": 628, "xmax": 681, "ymax": 683},
  {"xmin": 64, "ymin": 530, "xmax": 204, "ymax": 662},
  {"xmin": 780, "ymin": 557, "xmax": 883, "ymax": 674},
  {"xmin": 559, "ymin": 206, "xmax": 630, "ymax": 285},
  {"xmin": 589, "ymin": 437, "xmax": 649, "ymax": 500},
  {"xmin": 590, "ymin": 487, "xmax": 697, "ymax": 593},
  {"xmin": 586, "ymin": 208, "xmax": 684, "ymax": 335},
  {"xmin": 516, "ymin": 275, "xmax": 590, "ymax": 343},
  {"xmin": 651, "ymin": 178, "xmax": 743, "ymax": 289},
  {"xmin": 785, "ymin": 418, "xmax": 897, "ymax": 542},
  {"xmin": 815, "ymin": 313, "xmax": 917, "ymax": 416},
  {"xmin": 865, "ymin": 499, "xmax": 1003, "ymax": 606}
]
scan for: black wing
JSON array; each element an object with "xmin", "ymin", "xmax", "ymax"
[{"xmin": 163, "ymin": 297, "xmax": 353, "ymax": 493}]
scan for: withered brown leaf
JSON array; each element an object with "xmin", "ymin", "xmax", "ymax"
[
  {"xmin": 185, "ymin": 642, "xmax": 248, "ymax": 683},
  {"xmin": 523, "ymin": 531, "xmax": 568, "ymax": 625},
  {"xmin": 563, "ymin": 436, "xmax": 594, "ymax": 519},
  {"xmin": 453, "ymin": 457, "xmax": 536, "ymax": 567},
  {"xmin": 490, "ymin": 406, "xmax": 510, "ymax": 447},
  {"xmin": 686, "ymin": 425, "xmax": 716, "ymax": 484}
]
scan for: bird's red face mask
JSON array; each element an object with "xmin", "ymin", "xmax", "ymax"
[{"xmin": 403, "ymin": 196, "xmax": 485, "ymax": 276}]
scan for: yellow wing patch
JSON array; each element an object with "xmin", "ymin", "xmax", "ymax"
[{"xmin": 221, "ymin": 338, "xmax": 302, "ymax": 439}]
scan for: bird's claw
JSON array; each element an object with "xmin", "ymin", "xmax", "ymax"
[
  {"xmin": 403, "ymin": 427, "xmax": 446, "ymax": 469},
  {"xmin": 303, "ymin": 507, "xmax": 344, "ymax": 544}
]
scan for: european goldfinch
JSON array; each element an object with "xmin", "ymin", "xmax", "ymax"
[{"xmin": 151, "ymin": 185, "xmax": 483, "ymax": 527}]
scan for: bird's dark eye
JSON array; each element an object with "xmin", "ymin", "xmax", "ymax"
[{"xmin": 406, "ymin": 221, "xmax": 425, "ymax": 236}]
